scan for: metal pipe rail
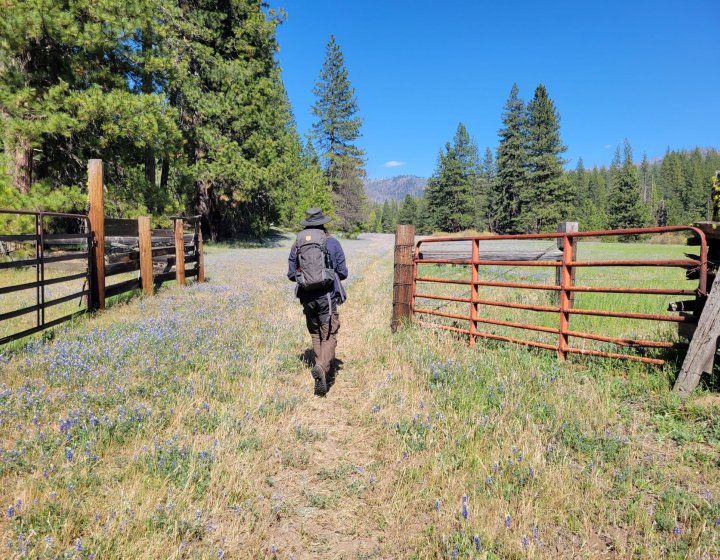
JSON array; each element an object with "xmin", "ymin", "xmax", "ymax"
[{"xmin": 412, "ymin": 226, "xmax": 708, "ymax": 365}]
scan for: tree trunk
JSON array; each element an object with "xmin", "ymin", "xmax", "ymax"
[
  {"xmin": 142, "ymin": 27, "xmax": 156, "ymax": 190},
  {"xmin": 14, "ymin": 137, "xmax": 33, "ymax": 193},
  {"xmin": 144, "ymin": 148, "xmax": 156, "ymax": 188},
  {"xmin": 160, "ymin": 157, "xmax": 169, "ymax": 192},
  {"xmin": 196, "ymin": 181, "xmax": 219, "ymax": 241}
]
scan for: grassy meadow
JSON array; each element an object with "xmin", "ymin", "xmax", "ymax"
[{"xmin": 0, "ymin": 234, "xmax": 718, "ymax": 559}]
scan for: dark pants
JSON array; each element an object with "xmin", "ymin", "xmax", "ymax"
[{"xmin": 303, "ymin": 297, "xmax": 340, "ymax": 375}]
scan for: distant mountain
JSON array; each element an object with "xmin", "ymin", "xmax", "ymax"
[{"xmin": 364, "ymin": 175, "xmax": 427, "ymax": 202}]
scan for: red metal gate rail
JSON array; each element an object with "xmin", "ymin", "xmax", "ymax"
[{"xmin": 412, "ymin": 226, "xmax": 708, "ymax": 365}]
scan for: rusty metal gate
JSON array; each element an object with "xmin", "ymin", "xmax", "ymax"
[
  {"xmin": 412, "ymin": 226, "xmax": 708, "ymax": 365},
  {"xmin": 0, "ymin": 209, "xmax": 94, "ymax": 346}
]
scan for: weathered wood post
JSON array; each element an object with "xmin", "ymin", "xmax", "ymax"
[
  {"xmin": 174, "ymin": 218, "xmax": 186, "ymax": 286},
  {"xmin": 673, "ymin": 278, "xmax": 720, "ymax": 397},
  {"xmin": 138, "ymin": 216, "xmax": 153, "ymax": 295},
  {"xmin": 196, "ymin": 226, "xmax": 205, "ymax": 283},
  {"xmin": 555, "ymin": 222, "xmax": 578, "ymax": 296},
  {"xmin": 88, "ymin": 159, "xmax": 105, "ymax": 310},
  {"xmin": 392, "ymin": 224, "xmax": 416, "ymax": 332}
]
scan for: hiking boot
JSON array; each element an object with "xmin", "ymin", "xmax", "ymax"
[{"xmin": 312, "ymin": 365, "xmax": 327, "ymax": 396}]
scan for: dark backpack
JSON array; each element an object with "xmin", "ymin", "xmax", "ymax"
[{"xmin": 295, "ymin": 228, "xmax": 335, "ymax": 290}]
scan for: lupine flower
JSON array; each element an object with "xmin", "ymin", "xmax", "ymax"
[
  {"xmin": 66, "ymin": 448, "xmax": 74, "ymax": 461},
  {"xmin": 474, "ymin": 535, "xmax": 481, "ymax": 551},
  {"xmin": 505, "ymin": 514, "xmax": 512, "ymax": 528},
  {"xmin": 451, "ymin": 545, "xmax": 459, "ymax": 560},
  {"xmin": 75, "ymin": 539, "xmax": 82, "ymax": 552},
  {"xmin": 6, "ymin": 506, "xmax": 14, "ymax": 518},
  {"xmin": 435, "ymin": 499, "xmax": 441, "ymax": 512},
  {"xmin": 461, "ymin": 495, "xmax": 468, "ymax": 521},
  {"xmin": 673, "ymin": 526, "xmax": 681, "ymax": 536}
]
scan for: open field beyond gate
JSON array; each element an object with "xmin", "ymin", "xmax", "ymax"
[{"xmin": 0, "ymin": 234, "xmax": 718, "ymax": 559}]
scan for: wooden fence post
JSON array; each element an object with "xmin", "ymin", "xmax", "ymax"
[
  {"xmin": 392, "ymin": 224, "xmax": 415, "ymax": 332},
  {"xmin": 138, "ymin": 216, "xmax": 153, "ymax": 295},
  {"xmin": 196, "ymin": 226, "xmax": 205, "ymax": 282},
  {"xmin": 554, "ymin": 222, "xmax": 578, "ymax": 306},
  {"xmin": 88, "ymin": 159, "xmax": 105, "ymax": 310},
  {"xmin": 174, "ymin": 219, "xmax": 186, "ymax": 286},
  {"xmin": 673, "ymin": 277, "xmax": 720, "ymax": 397}
]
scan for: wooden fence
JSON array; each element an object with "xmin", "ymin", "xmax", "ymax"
[
  {"xmin": 0, "ymin": 159, "xmax": 205, "ymax": 345},
  {"xmin": 87, "ymin": 159, "xmax": 205, "ymax": 311}
]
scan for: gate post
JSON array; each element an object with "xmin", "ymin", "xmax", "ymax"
[
  {"xmin": 174, "ymin": 218, "xmax": 186, "ymax": 286},
  {"xmin": 138, "ymin": 216, "xmax": 153, "ymax": 295},
  {"xmin": 392, "ymin": 224, "xmax": 415, "ymax": 332},
  {"xmin": 196, "ymin": 222, "xmax": 205, "ymax": 283},
  {"xmin": 555, "ymin": 222, "xmax": 578, "ymax": 304},
  {"xmin": 88, "ymin": 159, "xmax": 105, "ymax": 310}
]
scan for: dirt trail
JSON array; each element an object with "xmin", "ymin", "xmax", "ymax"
[{"xmin": 254, "ymin": 235, "xmax": 397, "ymax": 559}]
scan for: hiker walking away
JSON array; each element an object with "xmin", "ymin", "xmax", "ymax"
[{"xmin": 288, "ymin": 208, "xmax": 348, "ymax": 396}]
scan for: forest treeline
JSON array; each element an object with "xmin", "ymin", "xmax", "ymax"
[
  {"xmin": 0, "ymin": 1, "xmax": 362, "ymax": 238},
  {"xmin": 372, "ymin": 84, "xmax": 720, "ymax": 235},
  {"xmin": 1, "ymin": 4, "xmax": 717, "ymax": 239}
]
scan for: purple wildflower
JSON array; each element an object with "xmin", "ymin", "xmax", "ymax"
[
  {"xmin": 461, "ymin": 495, "xmax": 468, "ymax": 521},
  {"xmin": 505, "ymin": 514, "xmax": 512, "ymax": 528},
  {"xmin": 474, "ymin": 535, "xmax": 481, "ymax": 551},
  {"xmin": 75, "ymin": 539, "xmax": 82, "ymax": 552},
  {"xmin": 218, "ymin": 549, "xmax": 225, "ymax": 559},
  {"xmin": 66, "ymin": 448, "xmax": 74, "ymax": 461},
  {"xmin": 6, "ymin": 506, "xmax": 14, "ymax": 518},
  {"xmin": 435, "ymin": 499, "xmax": 441, "ymax": 512},
  {"xmin": 673, "ymin": 526, "xmax": 681, "ymax": 536},
  {"xmin": 522, "ymin": 535, "xmax": 529, "ymax": 549}
]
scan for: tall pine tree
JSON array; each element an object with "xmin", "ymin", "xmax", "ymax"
[
  {"xmin": 520, "ymin": 84, "xmax": 571, "ymax": 233},
  {"xmin": 492, "ymin": 84, "xmax": 527, "ymax": 233},
  {"xmin": 424, "ymin": 123, "xmax": 480, "ymax": 232},
  {"xmin": 608, "ymin": 140, "xmax": 646, "ymax": 238},
  {"xmin": 311, "ymin": 35, "xmax": 367, "ymax": 232}
]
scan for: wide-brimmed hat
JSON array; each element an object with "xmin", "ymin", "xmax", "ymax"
[{"xmin": 300, "ymin": 207, "xmax": 332, "ymax": 227}]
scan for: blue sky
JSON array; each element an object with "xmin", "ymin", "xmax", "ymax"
[{"xmin": 273, "ymin": 0, "xmax": 720, "ymax": 179}]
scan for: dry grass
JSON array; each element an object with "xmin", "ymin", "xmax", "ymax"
[{"xmin": 0, "ymin": 234, "xmax": 718, "ymax": 559}]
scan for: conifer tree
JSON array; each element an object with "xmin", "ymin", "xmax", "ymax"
[
  {"xmin": 398, "ymin": 194, "xmax": 418, "ymax": 225},
  {"xmin": 166, "ymin": 0, "xmax": 297, "ymax": 238},
  {"xmin": 477, "ymin": 148, "xmax": 495, "ymax": 229},
  {"xmin": 424, "ymin": 123, "xmax": 480, "ymax": 232},
  {"xmin": 521, "ymin": 84, "xmax": 570, "ymax": 232},
  {"xmin": 283, "ymin": 138, "xmax": 332, "ymax": 228},
  {"xmin": 492, "ymin": 84, "xmax": 527, "ymax": 233},
  {"xmin": 608, "ymin": 140, "xmax": 646, "ymax": 238},
  {"xmin": 311, "ymin": 35, "xmax": 367, "ymax": 231},
  {"xmin": 639, "ymin": 152, "xmax": 651, "ymax": 204}
]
